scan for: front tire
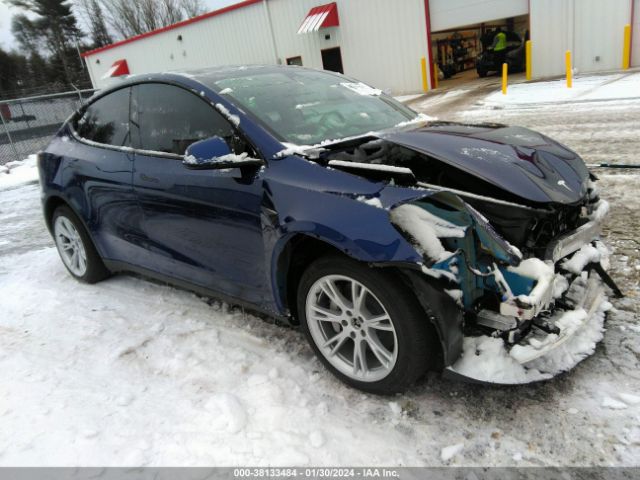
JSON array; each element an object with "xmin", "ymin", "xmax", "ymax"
[
  {"xmin": 298, "ymin": 254, "xmax": 438, "ymax": 394},
  {"xmin": 52, "ymin": 205, "xmax": 109, "ymax": 283}
]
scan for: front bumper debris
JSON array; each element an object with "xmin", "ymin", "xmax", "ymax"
[
  {"xmin": 508, "ymin": 273, "xmax": 605, "ymax": 364},
  {"xmin": 444, "ymin": 250, "xmax": 613, "ymax": 386},
  {"xmin": 545, "ymin": 216, "xmax": 604, "ymax": 263}
]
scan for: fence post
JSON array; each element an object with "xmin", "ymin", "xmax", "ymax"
[{"xmin": 0, "ymin": 104, "xmax": 21, "ymax": 163}]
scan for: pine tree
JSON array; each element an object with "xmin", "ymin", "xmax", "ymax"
[{"xmin": 9, "ymin": 0, "xmax": 87, "ymax": 85}]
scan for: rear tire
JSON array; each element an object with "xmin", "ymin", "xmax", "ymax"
[
  {"xmin": 52, "ymin": 205, "xmax": 110, "ymax": 284},
  {"xmin": 297, "ymin": 254, "xmax": 438, "ymax": 394}
]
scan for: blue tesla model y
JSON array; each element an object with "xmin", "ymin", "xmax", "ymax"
[{"xmin": 39, "ymin": 65, "xmax": 615, "ymax": 392}]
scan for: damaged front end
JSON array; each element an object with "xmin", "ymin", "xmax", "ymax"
[
  {"xmin": 389, "ymin": 191, "xmax": 615, "ymax": 385},
  {"xmin": 305, "ymin": 122, "xmax": 621, "ymax": 384}
]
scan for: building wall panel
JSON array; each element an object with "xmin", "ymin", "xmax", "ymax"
[
  {"xmin": 267, "ymin": 0, "xmax": 430, "ymax": 93},
  {"xmin": 530, "ymin": 0, "xmax": 572, "ymax": 78},
  {"xmin": 574, "ymin": 0, "xmax": 630, "ymax": 73},
  {"xmin": 429, "ymin": 0, "xmax": 528, "ymax": 32},
  {"xmin": 333, "ymin": 0, "xmax": 429, "ymax": 93},
  {"xmin": 633, "ymin": 0, "xmax": 640, "ymax": 67},
  {"xmin": 86, "ymin": 3, "xmax": 274, "ymax": 88},
  {"xmin": 530, "ymin": 0, "xmax": 632, "ymax": 78},
  {"xmin": 87, "ymin": 0, "xmax": 431, "ymax": 94}
]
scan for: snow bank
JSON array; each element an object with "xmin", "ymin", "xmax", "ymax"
[
  {"xmin": 0, "ymin": 155, "xmax": 38, "ymax": 190},
  {"xmin": 482, "ymin": 71, "xmax": 640, "ymax": 107}
]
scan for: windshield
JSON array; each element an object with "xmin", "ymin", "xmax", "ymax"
[{"xmin": 211, "ymin": 68, "xmax": 418, "ymax": 145}]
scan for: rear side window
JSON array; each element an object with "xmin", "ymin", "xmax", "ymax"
[
  {"xmin": 75, "ymin": 87, "xmax": 130, "ymax": 146},
  {"xmin": 131, "ymin": 83, "xmax": 234, "ymax": 155}
]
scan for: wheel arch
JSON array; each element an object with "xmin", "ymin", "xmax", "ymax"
[
  {"xmin": 273, "ymin": 233, "xmax": 460, "ymax": 368},
  {"xmin": 273, "ymin": 233, "xmax": 346, "ymax": 325},
  {"xmin": 43, "ymin": 194, "xmax": 70, "ymax": 233},
  {"xmin": 44, "ymin": 194, "xmax": 103, "ymax": 260}
]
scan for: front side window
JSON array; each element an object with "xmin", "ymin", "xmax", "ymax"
[
  {"xmin": 131, "ymin": 83, "xmax": 234, "ymax": 155},
  {"xmin": 75, "ymin": 87, "xmax": 130, "ymax": 146}
]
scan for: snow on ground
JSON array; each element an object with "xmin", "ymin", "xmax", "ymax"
[
  {"xmin": 481, "ymin": 71, "xmax": 640, "ymax": 107},
  {"xmin": 0, "ymin": 154, "xmax": 39, "ymax": 190},
  {"xmin": 1, "ymin": 73, "xmax": 640, "ymax": 466}
]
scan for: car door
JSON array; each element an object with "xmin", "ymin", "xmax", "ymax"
[
  {"xmin": 69, "ymin": 86, "xmax": 146, "ymax": 265},
  {"xmin": 130, "ymin": 82, "xmax": 269, "ymax": 306}
]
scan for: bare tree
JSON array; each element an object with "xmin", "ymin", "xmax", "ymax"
[
  {"xmin": 180, "ymin": 0, "xmax": 205, "ymax": 18},
  {"xmin": 99, "ymin": 0, "xmax": 205, "ymax": 39},
  {"xmin": 75, "ymin": 0, "xmax": 113, "ymax": 48}
]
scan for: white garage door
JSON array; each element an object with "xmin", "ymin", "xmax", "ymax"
[{"xmin": 429, "ymin": 0, "xmax": 528, "ymax": 32}]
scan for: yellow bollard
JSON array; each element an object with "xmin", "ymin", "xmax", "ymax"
[
  {"xmin": 525, "ymin": 40, "xmax": 532, "ymax": 80},
  {"xmin": 421, "ymin": 57, "xmax": 429, "ymax": 92},
  {"xmin": 501, "ymin": 62, "xmax": 508, "ymax": 95},
  {"xmin": 565, "ymin": 50, "xmax": 572, "ymax": 88},
  {"xmin": 623, "ymin": 24, "xmax": 631, "ymax": 69}
]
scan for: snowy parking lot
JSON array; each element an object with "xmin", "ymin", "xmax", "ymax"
[{"xmin": 1, "ymin": 72, "xmax": 639, "ymax": 467}]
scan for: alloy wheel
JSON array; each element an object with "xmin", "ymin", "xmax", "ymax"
[
  {"xmin": 54, "ymin": 215, "xmax": 88, "ymax": 277},
  {"xmin": 305, "ymin": 274, "xmax": 398, "ymax": 382}
]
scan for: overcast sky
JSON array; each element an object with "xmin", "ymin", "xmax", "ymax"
[{"xmin": 0, "ymin": 0, "xmax": 243, "ymax": 51}]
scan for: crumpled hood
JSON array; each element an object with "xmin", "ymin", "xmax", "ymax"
[{"xmin": 378, "ymin": 122, "xmax": 590, "ymax": 205}]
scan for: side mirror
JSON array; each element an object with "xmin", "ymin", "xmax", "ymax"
[{"xmin": 183, "ymin": 136, "xmax": 264, "ymax": 169}]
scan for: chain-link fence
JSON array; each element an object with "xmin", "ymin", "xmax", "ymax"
[{"xmin": 0, "ymin": 88, "xmax": 96, "ymax": 165}]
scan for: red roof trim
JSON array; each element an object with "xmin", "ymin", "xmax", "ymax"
[{"xmin": 82, "ymin": 0, "xmax": 263, "ymax": 58}]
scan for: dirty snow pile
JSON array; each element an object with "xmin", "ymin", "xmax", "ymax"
[{"xmin": 0, "ymin": 154, "xmax": 38, "ymax": 190}]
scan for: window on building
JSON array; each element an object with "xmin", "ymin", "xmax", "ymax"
[
  {"xmin": 286, "ymin": 56, "xmax": 303, "ymax": 66},
  {"xmin": 75, "ymin": 87, "xmax": 130, "ymax": 146},
  {"xmin": 131, "ymin": 83, "xmax": 234, "ymax": 155}
]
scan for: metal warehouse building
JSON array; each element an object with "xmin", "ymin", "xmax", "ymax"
[{"xmin": 83, "ymin": 0, "xmax": 639, "ymax": 94}]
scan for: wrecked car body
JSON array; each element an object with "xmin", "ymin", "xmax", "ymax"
[
  {"xmin": 291, "ymin": 121, "xmax": 617, "ymax": 384},
  {"xmin": 40, "ymin": 65, "xmax": 618, "ymax": 392}
]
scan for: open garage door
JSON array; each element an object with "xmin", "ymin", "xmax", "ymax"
[
  {"xmin": 429, "ymin": 0, "xmax": 528, "ymax": 32},
  {"xmin": 430, "ymin": 14, "xmax": 529, "ymax": 87},
  {"xmin": 426, "ymin": 0, "xmax": 529, "ymax": 87}
]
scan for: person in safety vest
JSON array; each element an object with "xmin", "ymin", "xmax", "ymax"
[{"xmin": 491, "ymin": 27, "xmax": 508, "ymax": 70}]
